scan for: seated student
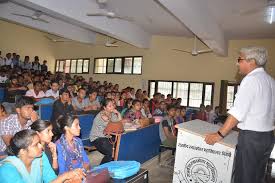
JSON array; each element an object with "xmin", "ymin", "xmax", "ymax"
[
  {"xmin": 0, "ymin": 104, "xmax": 8, "ymax": 121},
  {"xmin": 205, "ymin": 105, "xmax": 215, "ymax": 124},
  {"xmin": 55, "ymin": 116, "xmax": 90, "ymax": 174},
  {"xmin": 141, "ymin": 99, "xmax": 152, "ymax": 118},
  {"xmin": 153, "ymin": 101, "xmax": 167, "ymax": 117},
  {"xmin": 90, "ymin": 98, "xmax": 122, "ymax": 164},
  {"xmin": 66, "ymin": 83, "xmax": 76, "ymax": 98},
  {"xmin": 45, "ymin": 80, "xmax": 60, "ymax": 100},
  {"xmin": 124, "ymin": 99, "xmax": 144, "ymax": 122},
  {"xmin": 31, "ymin": 120, "xmax": 58, "ymax": 173},
  {"xmin": 195, "ymin": 104, "xmax": 207, "ymax": 121},
  {"xmin": 159, "ymin": 105, "xmax": 177, "ymax": 148},
  {"xmin": 72, "ymin": 88, "xmax": 87, "ymax": 112},
  {"xmin": 117, "ymin": 91, "xmax": 127, "ymax": 108},
  {"xmin": 25, "ymin": 81, "xmax": 46, "ymax": 101},
  {"xmin": 0, "ymin": 104, "xmax": 8, "ymax": 159},
  {"xmin": 83, "ymin": 89, "xmax": 101, "ymax": 111},
  {"xmin": 0, "ymin": 129, "xmax": 84, "ymax": 183},
  {"xmin": 4, "ymin": 76, "xmax": 27, "ymax": 113},
  {"xmin": 149, "ymin": 93, "xmax": 161, "ymax": 113},
  {"xmin": 175, "ymin": 107, "xmax": 184, "ymax": 124},
  {"xmin": 51, "ymin": 88, "xmax": 74, "ymax": 139},
  {"xmin": 0, "ymin": 96, "xmax": 38, "ymax": 157},
  {"xmin": 121, "ymin": 98, "xmax": 133, "ymax": 117}
]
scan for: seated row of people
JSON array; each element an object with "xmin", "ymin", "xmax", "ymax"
[{"xmin": 0, "ymin": 97, "xmax": 87, "ymax": 182}]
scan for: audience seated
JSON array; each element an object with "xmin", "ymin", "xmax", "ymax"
[
  {"xmin": 175, "ymin": 106, "xmax": 186, "ymax": 124},
  {"xmin": 84, "ymin": 89, "xmax": 101, "ymax": 111},
  {"xmin": 45, "ymin": 80, "xmax": 60, "ymax": 99},
  {"xmin": 31, "ymin": 120, "xmax": 58, "ymax": 173},
  {"xmin": 51, "ymin": 88, "xmax": 74, "ymax": 139},
  {"xmin": 0, "ymin": 96, "xmax": 38, "ymax": 157},
  {"xmin": 153, "ymin": 101, "xmax": 167, "ymax": 117},
  {"xmin": 141, "ymin": 99, "xmax": 152, "ymax": 118},
  {"xmin": 121, "ymin": 98, "xmax": 133, "ymax": 117},
  {"xmin": 72, "ymin": 88, "xmax": 87, "ymax": 112},
  {"xmin": 55, "ymin": 116, "xmax": 90, "ymax": 174},
  {"xmin": 124, "ymin": 99, "xmax": 144, "ymax": 122},
  {"xmin": 150, "ymin": 93, "xmax": 161, "ymax": 113},
  {"xmin": 0, "ymin": 129, "xmax": 84, "ymax": 183},
  {"xmin": 25, "ymin": 81, "xmax": 46, "ymax": 101},
  {"xmin": 206, "ymin": 105, "xmax": 216, "ymax": 123},
  {"xmin": 195, "ymin": 104, "xmax": 207, "ymax": 121},
  {"xmin": 159, "ymin": 105, "xmax": 177, "ymax": 148},
  {"xmin": 90, "ymin": 98, "xmax": 122, "ymax": 164}
]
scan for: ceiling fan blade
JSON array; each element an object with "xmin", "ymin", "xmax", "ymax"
[
  {"xmin": 86, "ymin": 13, "xmax": 107, "ymax": 16},
  {"xmin": 114, "ymin": 15, "xmax": 134, "ymax": 22},
  {"xmin": 36, "ymin": 18, "xmax": 49, "ymax": 23},
  {"xmin": 197, "ymin": 49, "xmax": 213, "ymax": 54},
  {"xmin": 172, "ymin": 49, "xmax": 192, "ymax": 54},
  {"xmin": 11, "ymin": 13, "xmax": 32, "ymax": 19}
]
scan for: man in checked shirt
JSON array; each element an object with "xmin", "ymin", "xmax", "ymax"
[{"xmin": 0, "ymin": 96, "xmax": 38, "ymax": 159}]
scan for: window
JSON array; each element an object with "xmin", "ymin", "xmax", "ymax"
[
  {"xmin": 158, "ymin": 81, "xmax": 172, "ymax": 97},
  {"xmin": 173, "ymin": 82, "xmax": 189, "ymax": 106},
  {"xmin": 204, "ymin": 84, "xmax": 213, "ymax": 106},
  {"xmin": 149, "ymin": 80, "xmax": 214, "ymax": 107},
  {"xmin": 149, "ymin": 82, "xmax": 156, "ymax": 98},
  {"xmin": 55, "ymin": 58, "xmax": 90, "ymax": 74},
  {"xmin": 124, "ymin": 57, "xmax": 133, "ymax": 74},
  {"xmin": 94, "ymin": 58, "xmax": 107, "ymax": 73},
  {"xmin": 94, "ymin": 56, "xmax": 142, "ymax": 74},
  {"xmin": 189, "ymin": 83, "xmax": 203, "ymax": 107}
]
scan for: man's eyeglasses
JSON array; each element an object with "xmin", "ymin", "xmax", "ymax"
[{"xmin": 237, "ymin": 58, "xmax": 246, "ymax": 63}]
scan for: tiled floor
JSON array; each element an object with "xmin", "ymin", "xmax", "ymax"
[{"xmin": 87, "ymin": 150, "xmax": 175, "ymax": 183}]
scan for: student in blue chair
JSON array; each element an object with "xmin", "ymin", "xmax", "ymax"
[
  {"xmin": 31, "ymin": 120, "xmax": 58, "ymax": 173},
  {"xmin": 55, "ymin": 115, "xmax": 90, "ymax": 174},
  {"xmin": 0, "ymin": 129, "xmax": 85, "ymax": 183},
  {"xmin": 159, "ymin": 105, "xmax": 177, "ymax": 148}
]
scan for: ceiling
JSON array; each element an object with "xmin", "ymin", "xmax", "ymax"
[{"xmin": 0, "ymin": 0, "xmax": 274, "ymax": 56}]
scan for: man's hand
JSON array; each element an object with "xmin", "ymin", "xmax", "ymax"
[{"xmin": 204, "ymin": 132, "xmax": 223, "ymax": 145}]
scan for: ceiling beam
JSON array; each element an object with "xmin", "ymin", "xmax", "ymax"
[
  {"xmin": 0, "ymin": 2, "xmax": 96, "ymax": 44},
  {"xmin": 156, "ymin": 0, "xmax": 228, "ymax": 56},
  {"xmin": 11, "ymin": 0, "xmax": 152, "ymax": 48}
]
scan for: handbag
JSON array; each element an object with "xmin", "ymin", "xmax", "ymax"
[
  {"xmin": 103, "ymin": 121, "xmax": 124, "ymax": 159},
  {"xmin": 103, "ymin": 121, "xmax": 124, "ymax": 135}
]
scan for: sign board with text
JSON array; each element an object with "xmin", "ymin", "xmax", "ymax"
[{"xmin": 173, "ymin": 120, "xmax": 238, "ymax": 183}]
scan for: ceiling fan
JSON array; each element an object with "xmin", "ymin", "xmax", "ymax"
[
  {"xmin": 238, "ymin": 0, "xmax": 275, "ymax": 16},
  {"xmin": 87, "ymin": 0, "xmax": 133, "ymax": 21},
  {"xmin": 98, "ymin": 37, "xmax": 119, "ymax": 47},
  {"xmin": 11, "ymin": 11, "xmax": 49, "ymax": 23},
  {"xmin": 44, "ymin": 35, "xmax": 71, "ymax": 43},
  {"xmin": 172, "ymin": 36, "xmax": 212, "ymax": 56}
]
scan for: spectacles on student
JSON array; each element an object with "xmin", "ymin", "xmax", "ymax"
[{"xmin": 237, "ymin": 58, "xmax": 246, "ymax": 63}]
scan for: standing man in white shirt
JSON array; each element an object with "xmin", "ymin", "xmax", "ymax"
[
  {"xmin": 4, "ymin": 53, "xmax": 12, "ymax": 67},
  {"xmin": 205, "ymin": 46, "xmax": 275, "ymax": 183}
]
